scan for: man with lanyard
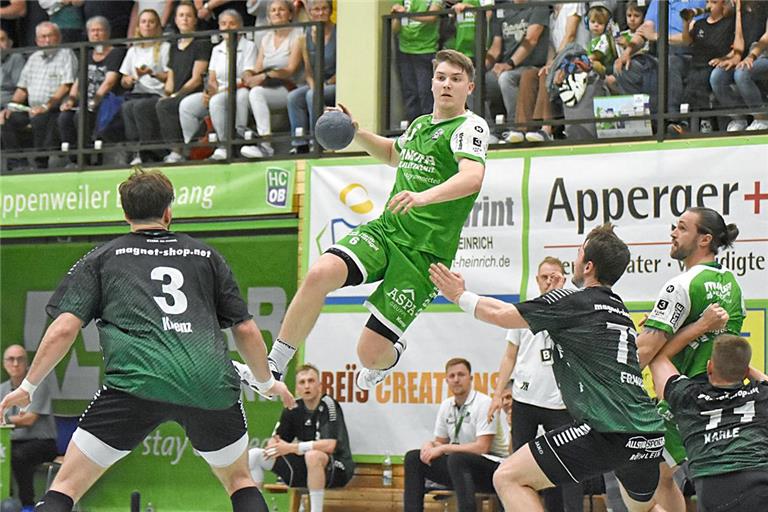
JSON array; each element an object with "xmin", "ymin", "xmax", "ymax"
[
  {"xmin": 403, "ymin": 357, "xmax": 508, "ymax": 512},
  {"xmin": 637, "ymin": 207, "xmax": 745, "ymax": 512},
  {"xmin": 649, "ymin": 334, "xmax": 768, "ymax": 511},
  {"xmin": 247, "ymin": 363, "xmax": 354, "ymax": 512},
  {"xmin": 0, "ymin": 169, "xmax": 294, "ymax": 512},
  {"xmin": 430, "ymin": 224, "xmax": 665, "ymax": 512}
]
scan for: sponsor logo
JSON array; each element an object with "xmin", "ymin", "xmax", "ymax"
[
  {"xmin": 626, "ymin": 436, "xmax": 665, "ymax": 451},
  {"xmin": 656, "ymin": 299, "xmax": 668, "ymax": 311},
  {"xmin": 666, "ymin": 285, "xmax": 675, "ymax": 293},
  {"xmin": 630, "ymin": 449, "xmax": 662, "ymax": 461},
  {"xmin": 472, "ymin": 136, "xmax": 482, "ymax": 147},
  {"xmin": 162, "ymin": 316, "xmax": 192, "ymax": 333},
  {"xmin": 266, "ymin": 167, "xmax": 290, "ymax": 208},
  {"xmin": 670, "ymin": 302, "xmax": 685, "ymax": 325},
  {"xmin": 339, "ymin": 183, "xmax": 374, "ymax": 214},
  {"xmin": 474, "ymin": 125, "xmax": 484, "ymax": 133},
  {"xmin": 386, "ymin": 287, "xmax": 417, "ymax": 317},
  {"xmin": 704, "ymin": 281, "xmax": 733, "ymax": 302},
  {"xmin": 620, "ymin": 372, "xmax": 644, "ymax": 387},
  {"xmin": 431, "ymin": 128, "xmax": 444, "ymax": 140}
]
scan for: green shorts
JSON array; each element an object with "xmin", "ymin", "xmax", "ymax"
[
  {"xmin": 657, "ymin": 399, "xmax": 687, "ymax": 466},
  {"xmin": 330, "ymin": 218, "xmax": 447, "ymax": 338}
]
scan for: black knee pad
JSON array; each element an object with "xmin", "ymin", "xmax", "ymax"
[
  {"xmin": 365, "ymin": 315, "xmax": 400, "ymax": 344},
  {"xmin": 325, "ymin": 247, "xmax": 364, "ymax": 287}
]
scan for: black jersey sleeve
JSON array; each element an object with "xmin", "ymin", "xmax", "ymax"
[
  {"xmin": 46, "ymin": 252, "xmax": 101, "ymax": 324},
  {"xmin": 318, "ymin": 396, "xmax": 342, "ymax": 440},
  {"xmin": 515, "ymin": 289, "xmax": 578, "ymax": 335},
  {"xmin": 211, "ymin": 250, "xmax": 252, "ymax": 328},
  {"xmin": 664, "ymin": 374, "xmax": 692, "ymax": 411},
  {"xmin": 274, "ymin": 406, "xmax": 298, "ymax": 441}
]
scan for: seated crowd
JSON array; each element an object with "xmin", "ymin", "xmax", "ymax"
[
  {"xmin": 1, "ymin": 0, "xmax": 768, "ymax": 171},
  {"xmin": 0, "ymin": 0, "xmax": 336, "ymax": 170}
]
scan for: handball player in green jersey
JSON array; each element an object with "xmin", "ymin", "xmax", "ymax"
[
  {"xmin": 243, "ymin": 49, "xmax": 490, "ymax": 392},
  {"xmin": 430, "ymin": 224, "xmax": 665, "ymax": 512},
  {"xmin": 637, "ymin": 207, "xmax": 744, "ymax": 512},
  {"xmin": 0, "ymin": 170, "xmax": 295, "ymax": 512}
]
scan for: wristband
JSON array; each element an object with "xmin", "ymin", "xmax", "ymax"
[
  {"xmin": 297, "ymin": 441, "xmax": 314, "ymax": 454},
  {"xmin": 254, "ymin": 374, "xmax": 275, "ymax": 395},
  {"xmin": 458, "ymin": 291, "xmax": 480, "ymax": 316},
  {"xmin": 20, "ymin": 378, "xmax": 38, "ymax": 401}
]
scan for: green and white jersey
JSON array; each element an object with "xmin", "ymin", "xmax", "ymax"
[
  {"xmin": 645, "ymin": 262, "xmax": 745, "ymax": 378},
  {"xmin": 666, "ymin": 375, "xmax": 768, "ymax": 479},
  {"xmin": 47, "ymin": 230, "xmax": 251, "ymax": 410},
  {"xmin": 443, "ymin": 0, "xmax": 494, "ymax": 57},
  {"xmin": 398, "ymin": 0, "xmax": 442, "ymax": 54},
  {"xmin": 388, "ymin": 110, "xmax": 489, "ymax": 260}
]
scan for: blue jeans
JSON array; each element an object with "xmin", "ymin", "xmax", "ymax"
[
  {"xmin": 735, "ymin": 56, "xmax": 768, "ymax": 108},
  {"xmin": 287, "ymin": 83, "xmax": 336, "ymax": 147},
  {"xmin": 397, "ymin": 50, "xmax": 434, "ymax": 122}
]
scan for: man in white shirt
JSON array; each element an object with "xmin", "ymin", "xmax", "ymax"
[
  {"xmin": 404, "ymin": 357, "xmax": 509, "ymax": 512},
  {"xmin": 488, "ymin": 256, "xmax": 583, "ymax": 512}
]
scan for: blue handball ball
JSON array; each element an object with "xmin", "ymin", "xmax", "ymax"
[
  {"xmin": 315, "ymin": 110, "xmax": 355, "ymax": 151},
  {"xmin": 0, "ymin": 497, "xmax": 22, "ymax": 512}
]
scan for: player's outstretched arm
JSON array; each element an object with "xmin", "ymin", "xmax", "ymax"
[
  {"xmin": 388, "ymin": 158, "xmax": 484, "ymax": 215},
  {"xmin": 0, "ymin": 312, "xmax": 81, "ymax": 421},
  {"xmin": 335, "ymin": 103, "xmax": 399, "ymax": 167},
  {"xmin": 657, "ymin": 304, "xmax": 729, "ymax": 360},
  {"xmin": 232, "ymin": 320, "xmax": 296, "ymax": 409},
  {"xmin": 428, "ymin": 263, "xmax": 529, "ymax": 329},
  {"xmin": 648, "ymin": 354, "xmax": 678, "ymax": 400}
]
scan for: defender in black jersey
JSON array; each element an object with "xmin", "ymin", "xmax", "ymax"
[
  {"xmin": 249, "ymin": 364, "xmax": 354, "ymax": 511},
  {"xmin": 430, "ymin": 224, "xmax": 664, "ymax": 512},
  {"xmin": 649, "ymin": 334, "xmax": 768, "ymax": 512},
  {"xmin": 0, "ymin": 170, "xmax": 294, "ymax": 512}
]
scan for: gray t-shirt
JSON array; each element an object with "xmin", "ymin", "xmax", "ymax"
[
  {"xmin": 0, "ymin": 374, "xmax": 57, "ymax": 441},
  {"xmin": 493, "ymin": 4, "xmax": 550, "ymax": 67}
]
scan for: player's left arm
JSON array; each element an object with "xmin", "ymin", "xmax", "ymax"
[
  {"xmin": 0, "ymin": 313, "xmax": 81, "ymax": 419},
  {"xmin": 648, "ymin": 353, "xmax": 679, "ymax": 400},
  {"xmin": 637, "ymin": 328, "xmax": 671, "ymax": 369},
  {"xmin": 436, "ymin": 434, "xmax": 494, "ymax": 456},
  {"xmin": 656, "ymin": 303, "xmax": 729, "ymax": 360},
  {"xmin": 429, "ymin": 263, "xmax": 529, "ymax": 329}
]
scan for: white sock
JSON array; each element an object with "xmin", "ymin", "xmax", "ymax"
[
  {"xmin": 384, "ymin": 340, "xmax": 406, "ymax": 370},
  {"xmin": 268, "ymin": 338, "xmax": 297, "ymax": 373},
  {"xmin": 309, "ymin": 490, "xmax": 324, "ymax": 512}
]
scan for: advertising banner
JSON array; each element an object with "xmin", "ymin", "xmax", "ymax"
[
  {"xmin": 0, "ymin": 162, "xmax": 295, "ymax": 227},
  {"xmin": 0, "ymin": 234, "xmax": 297, "ymax": 511}
]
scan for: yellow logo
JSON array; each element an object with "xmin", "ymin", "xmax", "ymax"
[{"xmin": 339, "ymin": 183, "xmax": 374, "ymax": 214}]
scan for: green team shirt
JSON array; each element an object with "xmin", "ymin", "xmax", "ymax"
[
  {"xmin": 645, "ymin": 262, "xmax": 745, "ymax": 378},
  {"xmin": 398, "ymin": 0, "xmax": 442, "ymax": 54},
  {"xmin": 388, "ymin": 110, "xmax": 489, "ymax": 259},
  {"xmin": 47, "ymin": 230, "xmax": 251, "ymax": 410},
  {"xmin": 516, "ymin": 287, "xmax": 664, "ymax": 434},
  {"xmin": 443, "ymin": 0, "xmax": 493, "ymax": 57},
  {"xmin": 665, "ymin": 375, "xmax": 768, "ymax": 479}
]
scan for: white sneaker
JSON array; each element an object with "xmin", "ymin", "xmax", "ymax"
[
  {"xmin": 240, "ymin": 145, "xmax": 264, "ymax": 159},
  {"xmin": 259, "ymin": 142, "xmax": 275, "ymax": 157},
  {"xmin": 726, "ymin": 119, "xmax": 748, "ymax": 132},
  {"xmin": 525, "ymin": 130, "xmax": 553, "ymax": 142},
  {"xmin": 163, "ymin": 151, "xmax": 184, "ymax": 163},
  {"xmin": 129, "ymin": 153, "xmax": 142, "ymax": 166},
  {"xmin": 699, "ymin": 119, "xmax": 713, "ymax": 134},
  {"xmin": 746, "ymin": 119, "xmax": 768, "ymax": 131},
  {"xmin": 504, "ymin": 130, "xmax": 525, "ymax": 143},
  {"xmin": 356, "ymin": 367, "xmax": 394, "ymax": 391},
  {"xmin": 209, "ymin": 147, "xmax": 227, "ymax": 160}
]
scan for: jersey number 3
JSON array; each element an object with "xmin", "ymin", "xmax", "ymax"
[{"xmin": 151, "ymin": 266, "xmax": 188, "ymax": 314}]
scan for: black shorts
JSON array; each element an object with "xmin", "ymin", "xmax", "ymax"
[
  {"xmin": 273, "ymin": 453, "xmax": 352, "ymax": 489},
  {"xmin": 694, "ymin": 469, "xmax": 768, "ymax": 512},
  {"xmin": 529, "ymin": 421, "xmax": 664, "ymax": 502},
  {"xmin": 77, "ymin": 386, "xmax": 247, "ymax": 464}
]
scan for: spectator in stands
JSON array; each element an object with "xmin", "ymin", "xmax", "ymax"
[
  {"xmin": 609, "ymin": 1, "xmax": 656, "ymax": 98},
  {"xmin": 677, "ymin": 0, "xmax": 738, "ymax": 133},
  {"xmin": 710, "ymin": 1, "xmax": 768, "ymax": 132},
  {"xmin": 0, "ymin": 0, "xmax": 25, "ymax": 48},
  {"xmin": 0, "ymin": 345, "xmax": 58, "ymax": 511},
  {"xmin": 178, "ymin": 8, "xmax": 256, "ymax": 160},
  {"xmin": 586, "ymin": 5, "xmax": 617, "ymax": 78},
  {"xmin": 0, "ymin": 28, "xmax": 24, "ymax": 109},
  {"xmin": 484, "ymin": 0, "xmax": 549, "ymax": 143},
  {"xmin": 120, "ymin": 8, "xmax": 170, "ymax": 165},
  {"xmin": 247, "ymin": 363, "xmax": 355, "ymax": 512},
  {"xmin": 128, "ymin": 0, "xmax": 175, "ymax": 36},
  {"xmin": 391, "ymin": 0, "xmax": 441, "ymax": 123},
  {"xmin": 0, "ymin": 21, "xmax": 77, "ymax": 170},
  {"xmin": 487, "ymin": 256, "xmax": 584, "ymax": 512},
  {"xmin": 442, "ymin": 0, "xmax": 494, "ymax": 59},
  {"xmin": 518, "ymin": 1, "xmax": 589, "ymax": 142},
  {"xmin": 285, "ymin": 0, "xmax": 335, "ymax": 155},
  {"xmin": 40, "ymin": 0, "xmax": 86, "ymax": 43},
  {"xmin": 57, "ymin": 16, "xmax": 126, "ymax": 166},
  {"xmin": 194, "ymin": 0, "xmax": 255, "ymax": 31},
  {"xmin": 403, "ymin": 357, "xmax": 509, "ymax": 512},
  {"xmin": 246, "ymin": 0, "xmax": 271, "ymax": 47},
  {"xmin": 241, "ymin": 0, "xmax": 303, "ymax": 159},
  {"xmin": 155, "ymin": 1, "xmax": 211, "ymax": 163},
  {"xmin": 83, "ymin": 0, "xmax": 133, "ymax": 39}
]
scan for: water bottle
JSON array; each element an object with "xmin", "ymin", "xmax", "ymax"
[{"xmin": 382, "ymin": 453, "xmax": 393, "ymax": 487}]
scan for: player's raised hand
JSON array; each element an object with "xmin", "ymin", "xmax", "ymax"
[
  {"xmin": 0, "ymin": 387, "xmax": 31, "ymax": 424},
  {"xmin": 429, "ymin": 263, "xmax": 465, "ymax": 303},
  {"xmin": 699, "ymin": 303, "xmax": 729, "ymax": 332},
  {"xmin": 267, "ymin": 381, "xmax": 297, "ymax": 410},
  {"xmin": 387, "ymin": 190, "xmax": 427, "ymax": 214},
  {"xmin": 541, "ymin": 271, "xmax": 566, "ymax": 293}
]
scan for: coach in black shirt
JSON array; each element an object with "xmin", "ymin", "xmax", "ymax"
[{"xmin": 246, "ymin": 363, "xmax": 355, "ymax": 512}]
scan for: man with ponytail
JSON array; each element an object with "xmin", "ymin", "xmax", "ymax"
[{"xmin": 637, "ymin": 207, "xmax": 745, "ymax": 512}]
